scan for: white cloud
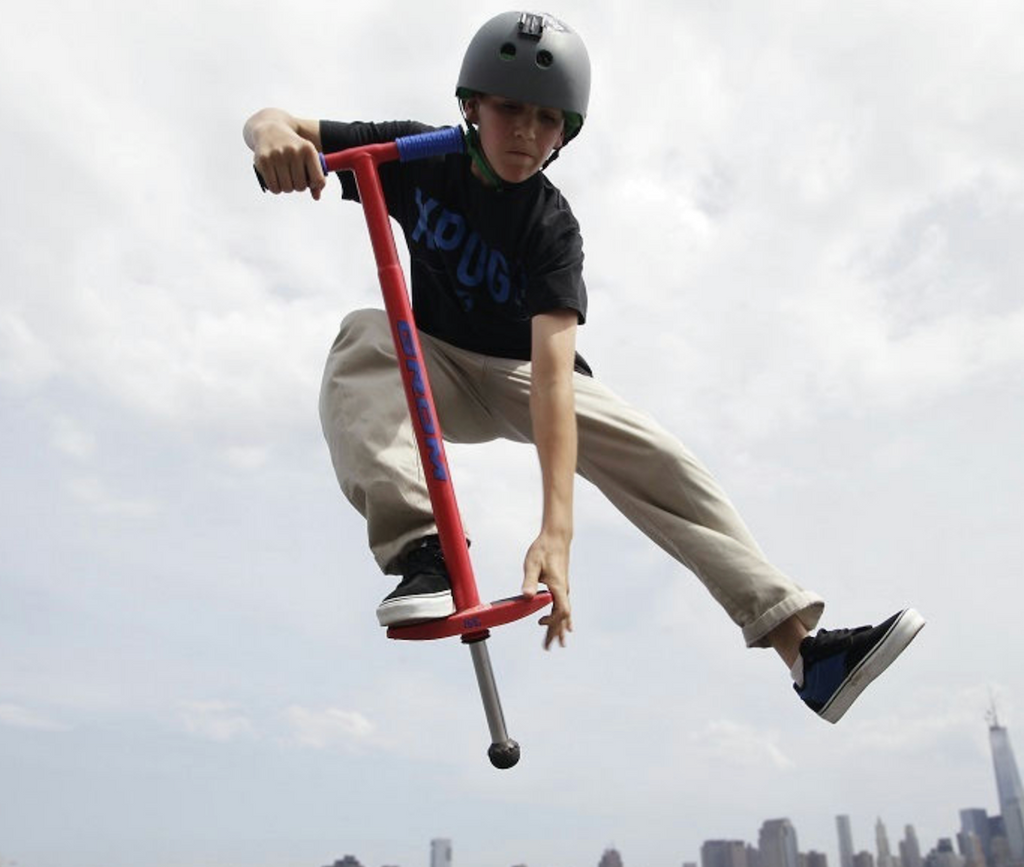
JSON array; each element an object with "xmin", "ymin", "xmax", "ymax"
[
  {"xmin": 177, "ymin": 700, "xmax": 256, "ymax": 743},
  {"xmin": 224, "ymin": 444, "xmax": 272, "ymax": 471},
  {"xmin": 841, "ymin": 684, "xmax": 1008, "ymax": 755},
  {"xmin": 284, "ymin": 705, "xmax": 375, "ymax": 750},
  {"xmin": 50, "ymin": 415, "xmax": 97, "ymax": 460},
  {"xmin": 691, "ymin": 719, "xmax": 795, "ymax": 771},
  {"xmin": 0, "ymin": 702, "xmax": 70, "ymax": 732},
  {"xmin": 67, "ymin": 476, "xmax": 158, "ymax": 517},
  {"xmin": 0, "ymin": 312, "xmax": 57, "ymax": 388}
]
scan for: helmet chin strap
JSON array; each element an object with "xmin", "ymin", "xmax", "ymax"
[
  {"xmin": 458, "ymin": 100, "xmax": 504, "ymax": 190},
  {"xmin": 542, "ymin": 147, "xmax": 561, "ymax": 169},
  {"xmin": 463, "ymin": 125, "xmax": 505, "ymax": 191}
]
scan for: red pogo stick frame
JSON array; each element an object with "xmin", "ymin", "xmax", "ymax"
[{"xmin": 318, "ymin": 128, "xmax": 553, "ymax": 641}]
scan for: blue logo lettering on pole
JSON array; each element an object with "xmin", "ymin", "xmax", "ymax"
[{"xmin": 396, "ymin": 319, "xmax": 449, "ymax": 482}]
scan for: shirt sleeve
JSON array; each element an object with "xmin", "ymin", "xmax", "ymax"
[{"xmin": 526, "ymin": 193, "xmax": 587, "ymax": 325}]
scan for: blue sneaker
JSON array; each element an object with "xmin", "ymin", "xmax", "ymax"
[{"xmin": 795, "ymin": 608, "xmax": 925, "ymax": 723}]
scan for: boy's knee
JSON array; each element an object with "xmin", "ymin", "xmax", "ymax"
[
  {"xmin": 339, "ymin": 307, "xmax": 389, "ymax": 343},
  {"xmin": 326, "ymin": 308, "xmax": 393, "ymax": 373}
]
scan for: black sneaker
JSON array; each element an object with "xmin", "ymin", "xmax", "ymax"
[
  {"xmin": 794, "ymin": 608, "xmax": 925, "ymax": 723},
  {"xmin": 376, "ymin": 536, "xmax": 456, "ymax": 627}
]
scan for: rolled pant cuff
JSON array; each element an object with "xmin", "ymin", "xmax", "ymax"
[{"xmin": 742, "ymin": 592, "xmax": 825, "ymax": 648}]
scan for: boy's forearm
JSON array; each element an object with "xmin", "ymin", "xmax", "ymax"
[
  {"xmin": 529, "ymin": 310, "xmax": 580, "ymax": 539},
  {"xmin": 243, "ymin": 108, "xmax": 322, "ymax": 152},
  {"xmin": 531, "ymin": 378, "xmax": 577, "ymax": 539}
]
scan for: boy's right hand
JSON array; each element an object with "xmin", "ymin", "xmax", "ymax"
[
  {"xmin": 251, "ymin": 123, "xmax": 326, "ymax": 200},
  {"xmin": 522, "ymin": 531, "xmax": 573, "ymax": 650}
]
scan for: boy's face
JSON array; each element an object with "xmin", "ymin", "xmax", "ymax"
[{"xmin": 465, "ymin": 94, "xmax": 565, "ymax": 184}]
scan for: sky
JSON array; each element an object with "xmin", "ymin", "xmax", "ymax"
[{"xmin": 2, "ymin": 1, "xmax": 1023, "ymax": 866}]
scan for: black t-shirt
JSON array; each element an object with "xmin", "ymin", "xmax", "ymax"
[{"xmin": 320, "ymin": 120, "xmax": 591, "ymax": 375}]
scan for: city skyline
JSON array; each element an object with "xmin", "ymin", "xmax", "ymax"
[
  {"xmin": 316, "ymin": 807, "xmax": 1015, "ymax": 867},
  {"xmin": 313, "ymin": 711, "xmax": 1024, "ymax": 867}
]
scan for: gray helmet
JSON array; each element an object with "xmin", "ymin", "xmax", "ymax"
[{"xmin": 456, "ymin": 11, "xmax": 591, "ymax": 143}]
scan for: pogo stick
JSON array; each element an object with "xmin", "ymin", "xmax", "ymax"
[{"xmin": 267, "ymin": 127, "xmax": 554, "ymax": 768}]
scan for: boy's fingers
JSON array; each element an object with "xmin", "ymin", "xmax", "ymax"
[
  {"xmin": 305, "ymin": 149, "xmax": 326, "ymax": 199},
  {"xmin": 547, "ymin": 583, "xmax": 569, "ymax": 615},
  {"xmin": 539, "ymin": 593, "xmax": 572, "ymax": 649},
  {"xmin": 256, "ymin": 160, "xmax": 278, "ymax": 193},
  {"xmin": 254, "ymin": 140, "xmax": 325, "ymax": 198},
  {"xmin": 277, "ymin": 160, "xmax": 298, "ymax": 194},
  {"xmin": 521, "ymin": 562, "xmax": 540, "ymax": 598},
  {"xmin": 540, "ymin": 611, "xmax": 571, "ymax": 649}
]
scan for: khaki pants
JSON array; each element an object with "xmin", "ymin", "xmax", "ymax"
[{"xmin": 319, "ymin": 308, "xmax": 824, "ymax": 647}]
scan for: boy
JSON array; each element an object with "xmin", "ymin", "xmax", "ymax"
[{"xmin": 243, "ymin": 11, "xmax": 924, "ymax": 723}]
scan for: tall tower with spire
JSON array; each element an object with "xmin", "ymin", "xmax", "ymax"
[{"xmin": 988, "ymin": 701, "xmax": 1024, "ymax": 862}]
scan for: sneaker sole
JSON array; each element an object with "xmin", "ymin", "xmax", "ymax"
[
  {"xmin": 376, "ymin": 591, "xmax": 455, "ymax": 627},
  {"xmin": 819, "ymin": 607, "xmax": 926, "ymax": 723}
]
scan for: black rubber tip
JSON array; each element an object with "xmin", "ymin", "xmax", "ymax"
[{"xmin": 488, "ymin": 739, "xmax": 521, "ymax": 769}]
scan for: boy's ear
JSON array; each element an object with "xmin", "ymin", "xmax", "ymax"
[{"xmin": 463, "ymin": 96, "xmax": 480, "ymax": 124}]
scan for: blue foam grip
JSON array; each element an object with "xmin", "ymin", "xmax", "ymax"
[{"xmin": 396, "ymin": 126, "xmax": 465, "ymax": 162}]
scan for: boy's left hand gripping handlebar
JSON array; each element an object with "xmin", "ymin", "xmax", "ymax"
[{"xmin": 254, "ymin": 126, "xmax": 465, "ymax": 192}]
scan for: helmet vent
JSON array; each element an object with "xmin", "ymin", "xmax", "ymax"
[
  {"xmin": 499, "ymin": 42, "xmax": 517, "ymax": 60},
  {"xmin": 536, "ymin": 49, "xmax": 553, "ymax": 68}
]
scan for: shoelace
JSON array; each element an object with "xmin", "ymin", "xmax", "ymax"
[{"xmin": 401, "ymin": 541, "xmax": 446, "ymax": 578}]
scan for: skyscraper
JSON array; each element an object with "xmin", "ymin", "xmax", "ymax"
[
  {"xmin": 599, "ymin": 848, "xmax": 624, "ymax": 867},
  {"xmin": 958, "ymin": 832, "xmax": 986, "ymax": 867},
  {"xmin": 960, "ymin": 809, "xmax": 994, "ymax": 865},
  {"xmin": 838, "ymin": 816, "xmax": 856, "ymax": 867},
  {"xmin": 988, "ymin": 705, "xmax": 1024, "ymax": 862},
  {"xmin": 926, "ymin": 838, "xmax": 965, "ymax": 867},
  {"xmin": 760, "ymin": 819, "xmax": 800, "ymax": 867},
  {"xmin": 702, "ymin": 840, "xmax": 749, "ymax": 867},
  {"xmin": 901, "ymin": 824, "xmax": 924, "ymax": 867},
  {"xmin": 877, "ymin": 819, "xmax": 895, "ymax": 867},
  {"xmin": 431, "ymin": 838, "xmax": 452, "ymax": 867}
]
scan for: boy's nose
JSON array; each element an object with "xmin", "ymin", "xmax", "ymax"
[{"xmin": 516, "ymin": 119, "xmax": 537, "ymax": 140}]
